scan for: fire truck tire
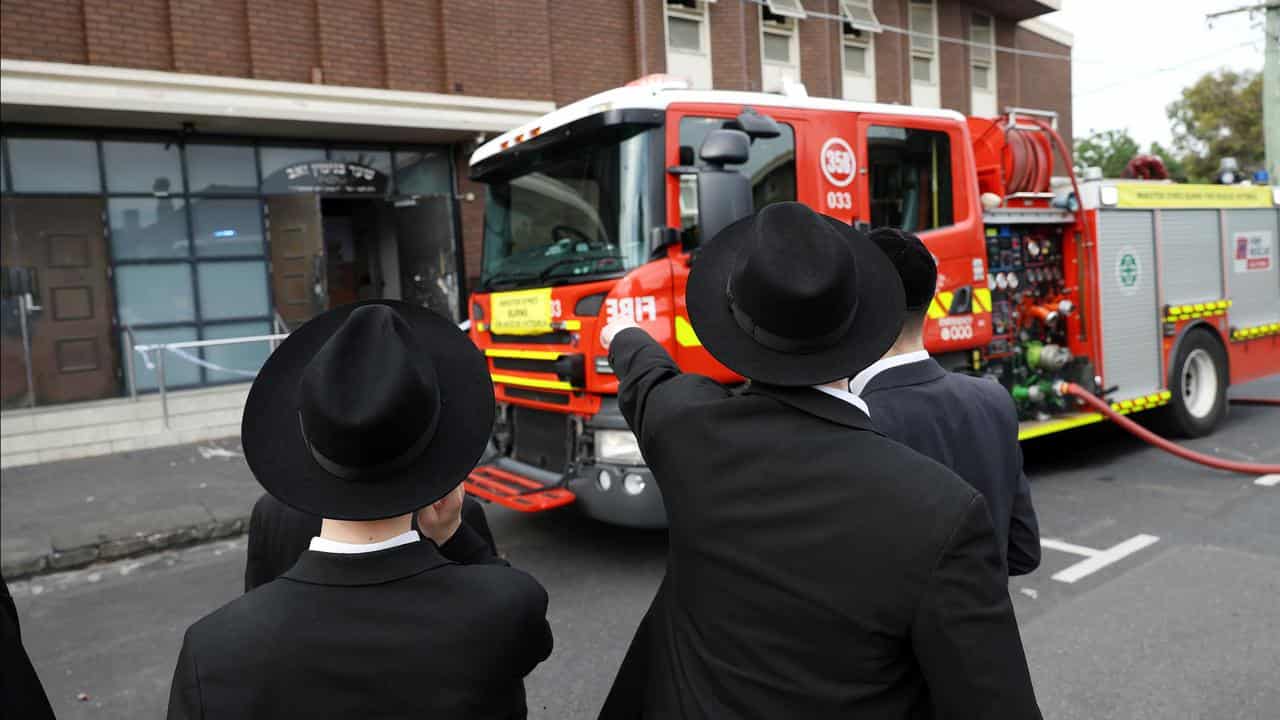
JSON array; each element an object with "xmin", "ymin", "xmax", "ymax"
[{"xmin": 1161, "ymin": 328, "xmax": 1228, "ymax": 438}]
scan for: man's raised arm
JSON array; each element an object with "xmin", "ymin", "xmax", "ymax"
[{"xmin": 603, "ymin": 321, "xmax": 727, "ymax": 448}]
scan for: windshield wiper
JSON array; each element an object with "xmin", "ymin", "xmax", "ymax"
[
  {"xmin": 537, "ymin": 256, "xmax": 624, "ymax": 282},
  {"xmin": 479, "ymin": 271, "xmax": 538, "ymax": 291}
]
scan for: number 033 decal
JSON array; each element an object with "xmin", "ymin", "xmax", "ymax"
[{"xmin": 826, "ymin": 191, "xmax": 853, "ymax": 210}]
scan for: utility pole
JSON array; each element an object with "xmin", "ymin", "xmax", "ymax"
[
  {"xmin": 1207, "ymin": 3, "xmax": 1279, "ymax": 184},
  {"xmin": 1268, "ymin": 4, "xmax": 1279, "ymax": 184}
]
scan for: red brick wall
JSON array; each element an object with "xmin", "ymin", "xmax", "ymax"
[
  {"xmin": 441, "ymin": 0, "xmax": 552, "ymax": 100},
  {"xmin": 454, "ymin": 142, "xmax": 486, "ymax": 294},
  {"xmin": 799, "ymin": 0, "xmax": 838, "ymax": 98},
  {"xmin": 937, "ymin": 0, "xmax": 968, "ymax": 113},
  {"xmin": 548, "ymin": 0, "xmax": 636, "ymax": 106},
  {"xmin": 0, "ymin": 0, "xmax": 87, "ymax": 63},
  {"xmin": 636, "ymin": 0, "xmax": 665, "ymax": 78},
  {"xmin": 382, "ymin": 0, "xmax": 446, "ymax": 93},
  {"xmin": 709, "ymin": 0, "xmax": 754, "ymax": 91},
  {"xmin": 316, "ymin": 0, "xmax": 385, "ymax": 88},
  {"xmin": 246, "ymin": 0, "xmax": 319, "ymax": 83},
  {"xmin": 170, "ymin": 0, "xmax": 250, "ymax": 77},
  {"xmin": 875, "ymin": 0, "xmax": 909, "ymax": 104},
  {"xmin": 1011, "ymin": 25, "xmax": 1072, "ymax": 149},
  {"xmin": 995, "ymin": 18, "xmax": 1016, "ymax": 111},
  {"xmin": 83, "ymin": 0, "xmax": 171, "ymax": 71}
]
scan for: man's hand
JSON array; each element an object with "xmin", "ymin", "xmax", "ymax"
[
  {"xmin": 417, "ymin": 483, "xmax": 466, "ymax": 546},
  {"xmin": 600, "ymin": 318, "xmax": 641, "ymax": 350}
]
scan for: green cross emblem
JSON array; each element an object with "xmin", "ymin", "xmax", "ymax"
[{"xmin": 1118, "ymin": 253, "xmax": 1138, "ymax": 288}]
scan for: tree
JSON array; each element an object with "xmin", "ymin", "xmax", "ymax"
[
  {"xmin": 1074, "ymin": 129, "xmax": 1140, "ymax": 178},
  {"xmin": 1147, "ymin": 142, "xmax": 1189, "ymax": 183},
  {"xmin": 1167, "ymin": 69, "xmax": 1263, "ymax": 183}
]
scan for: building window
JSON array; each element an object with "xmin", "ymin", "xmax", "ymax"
[
  {"xmin": 760, "ymin": 4, "xmax": 803, "ymax": 93},
  {"xmin": 908, "ymin": 0, "xmax": 939, "ymax": 108},
  {"xmin": 5, "ymin": 138, "xmax": 101, "ymax": 193},
  {"xmin": 908, "ymin": 0, "xmax": 936, "ymax": 84},
  {"xmin": 665, "ymin": 0, "xmax": 714, "ymax": 89},
  {"xmin": 2, "ymin": 129, "xmax": 456, "ymax": 397},
  {"xmin": 970, "ymin": 12, "xmax": 998, "ymax": 116},
  {"xmin": 841, "ymin": 1, "xmax": 880, "ymax": 102},
  {"xmin": 841, "ymin": 0, "xmax": 881, "ymax": 33},
  {"xmin": 866, "ymin": 125, "xmax": 954, "ymax": 233}
]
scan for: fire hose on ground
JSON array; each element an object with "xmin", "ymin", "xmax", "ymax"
[{"xmin": 1054, "ymin": 382, "xmax": 1280, "ymax": 475}]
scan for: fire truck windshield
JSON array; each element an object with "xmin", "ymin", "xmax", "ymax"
[{"xmin": 479, "ymin": 126, "xmax": 659, "ymax": 291}]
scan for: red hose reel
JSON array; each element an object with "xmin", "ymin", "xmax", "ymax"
[{"xmin": 967, "ymin": 116, "xmax": 1057, "ymax": 198}]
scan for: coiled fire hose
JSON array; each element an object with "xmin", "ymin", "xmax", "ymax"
[{"xmin": 1055, "ymin": 382, "xmax": 1280, "ymax": 475}]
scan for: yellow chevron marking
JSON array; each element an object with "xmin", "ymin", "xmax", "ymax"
[
  {"xmin": 973, "ymin": 288, "xmax": 992, "ymax": 313},
  {"xmin": 928, "ymin": 292, "xmax": 953, "ymax": 320},
  {"xmin": 675, "ymin": 316, "xmax": 702, "ymax": 347}
]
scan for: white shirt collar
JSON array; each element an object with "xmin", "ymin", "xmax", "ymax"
[
  {"xmin": 812, "ymin": 383, "xmax": 871, "ymax": 417},
  {"xmin": 309, "ymin": 529, "xmax": 420, "ymax": 555},
  {"xmin": 849, "ymin": 350, "xmax": 931, "ymax": 397}
]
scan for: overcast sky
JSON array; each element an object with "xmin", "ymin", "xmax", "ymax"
[{"xmin": 1040, "ymin": 0, "xmax": 1266, "ymax": 147}]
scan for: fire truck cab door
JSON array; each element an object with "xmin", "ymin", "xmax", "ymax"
[
  {"xmin": 854, "ymin": 113, "xmax": 991, "ymax": 352},
  {"xmin": 665, "ymin": 105, "xmax": 802, "ymax": 381}
]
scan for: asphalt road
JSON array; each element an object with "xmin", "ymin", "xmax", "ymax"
[{"xmin": 9, "ymin": 382, "xmax": 1279, "ymax": 720}]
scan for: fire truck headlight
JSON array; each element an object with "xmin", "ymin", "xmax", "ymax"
[
  {"xmin": 595, "ymin": 430, "xmax": 642, "ymax": 465},
  {"xmin": 596, "ymin": 470, "xmax": 613, "ymax": 492},
  {"xmin": 623, "ymin": 473, "xmax": 647, "ymax": 496}
]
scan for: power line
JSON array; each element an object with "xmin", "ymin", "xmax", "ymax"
[
  {"xmin": 1071, "ymin": 39, "xmax": 1260, "ymax": 97},
  {"xmin": 727, "ymin": 0, "xmax": 1078, "ymax": 62}
]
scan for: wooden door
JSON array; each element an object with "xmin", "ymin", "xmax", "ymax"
[
  {"xmin": 1, "ymin": 197, "xmax": 118, "ymax": 406},
  {"xmin": 267, "ymin": 195, "xmax": 325, "ymax": 329}
]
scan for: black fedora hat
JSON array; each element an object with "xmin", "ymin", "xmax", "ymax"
[
  {"xmin": 242, "ymin": 301, "xmax": 494, "ymax": 520},
  {"xmin": 686, "ymin": 202, "xmax": 906, "ymax": 386}
]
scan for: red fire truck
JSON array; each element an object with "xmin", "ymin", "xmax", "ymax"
[{"xmin": 462, "ymin": 81, "xmax": 1280, "ymax": 527}]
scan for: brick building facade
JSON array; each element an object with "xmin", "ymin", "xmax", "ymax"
[{"xmin": 0, "ymin": 0, "xmax": 1071, "ymax": 408}]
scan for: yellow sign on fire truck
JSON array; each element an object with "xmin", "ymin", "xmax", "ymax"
[
  {"xmin": 1112, "ymin": 183, "xmax": 1273, "ymax": 209},
  {"xmin": 489, "ymin": 288, "xmax": 555, "ymax": 335}
]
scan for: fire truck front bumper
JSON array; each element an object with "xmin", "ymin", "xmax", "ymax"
[{"xmin": 567, "ymin": 462, "xmax": 667, "ymax": 529}]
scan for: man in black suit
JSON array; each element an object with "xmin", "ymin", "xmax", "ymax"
[
  {"xmin": 857, "ymin": 227, "xmax": 1040, "ymax": 576},
  {"xmin": 244, "ymin": 491, "xmax": 498, "ymax": 591},
  {"xmin": 168, "ymin": 302, "xmax": 552, "ymax": 719},
  {"xmin": 597, "ymin": 203, "xmax": 1039, "ymax": 719},
  {"xmin": 2, "ymin": 573, "xmax": 56, "ymax": 719}
]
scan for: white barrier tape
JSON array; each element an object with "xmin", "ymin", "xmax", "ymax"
[{"xmin": 166, "ymin": 346, "xmax": 260, "ymax": 378}]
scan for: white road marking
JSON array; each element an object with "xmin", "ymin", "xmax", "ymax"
[
  {"xmin": 1039, "ymin": 538, "xmax": 1099, "ymax": 557},
  {"xmin": 197, "ymin": 445, "xmax": 241, "ymax": 460},
  {"xmin": 1019, "ymin": 588, "xmax": 1039, "ymax": 599},
  {"xmin": 1051, "ymin": 534, "xmax": 1160, "ymax": 584},
  {"xmin": 1255, "ymin": 474, "xmax": 1280, "ymax": 487}
]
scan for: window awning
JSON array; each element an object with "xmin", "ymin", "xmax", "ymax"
[{"xmin": 0, "ymin": 60, "xmax": 555, "ymax": 143}]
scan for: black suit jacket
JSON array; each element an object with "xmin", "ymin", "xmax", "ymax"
[
  {"xmin": 170, "ymin": 524, "xmax": 552, "ymax": 719},
  {"xmin": 1, "ymin": 574, "xmax": 55, "ymax": 720},
  {"xmin": 245, "ymin": 492, "xmax": 499, "ymax": 592},
  {"xmin": 600, "ymin": 329, "xmax": 1040, "ymax": 719},
  {"xmin": 861, "ymin": 358, "xmax": 1041, "ymax": 576}
]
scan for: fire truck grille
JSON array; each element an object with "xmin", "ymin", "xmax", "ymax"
[{"xmin": 512, "ymin": 407, "xmax": 570, "ymax": 473}]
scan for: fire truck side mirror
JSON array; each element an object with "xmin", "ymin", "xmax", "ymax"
[
  {"xmin": 694, "ymin": 129, "xmax": 753, "ymax": 246},
  {"xmin": 698, "ymin": 129, "xmax": 750, "ymax": 166}
]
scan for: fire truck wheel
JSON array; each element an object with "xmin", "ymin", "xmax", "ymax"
[{"xmin": 1162, "ymin": 329, "xmax": 1228, "ymax": 438}]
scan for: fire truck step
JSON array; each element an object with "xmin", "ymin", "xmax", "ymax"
[{"xmin": 465, "ymin": 465, "xmax": 577, "ymax": 512}]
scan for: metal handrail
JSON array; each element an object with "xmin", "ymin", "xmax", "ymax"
[
  {"xmin": 133, "ymin": 333, "xmax": 289, "ymax": 428},
  {"xmin": 123, "ymin": 326, "xmax": 138, "ymax": 402}
]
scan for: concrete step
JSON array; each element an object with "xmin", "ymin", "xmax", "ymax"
[{"xmin": 1, "ymin": 384, "xmax": 250, "ymax": 468}]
